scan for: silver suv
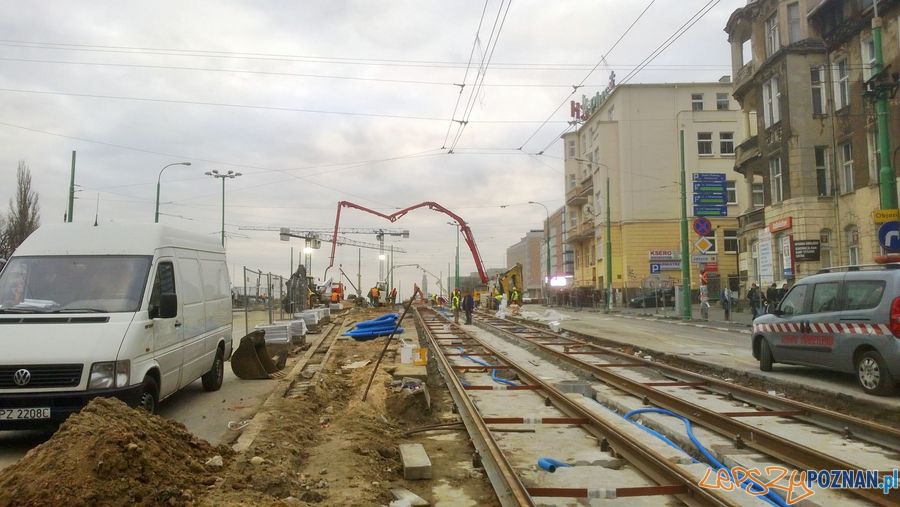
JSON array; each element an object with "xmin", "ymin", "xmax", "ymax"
[{"xmin": 751, "ymin": 264, "xmax": 900, "ymax": 396}]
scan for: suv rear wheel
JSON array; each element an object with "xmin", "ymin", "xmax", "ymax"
[
  {"xmin": 856, "ymin": 350, "xmax": 896, "ymax": 396},
  {"xmin": 759, "ymin": 339, "xmax": 774, "ymax": 372}
]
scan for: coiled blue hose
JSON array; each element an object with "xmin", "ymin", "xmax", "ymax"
[
  {"xmin": 624, "ymin": 408, "xmax": 788, "ymax": 507},
  {"xmin": 457, "ymin": 347, "xmax": 517, "ymax": 386}
]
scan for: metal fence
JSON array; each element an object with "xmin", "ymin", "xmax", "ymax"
[{"xmin": 236, "ymin": 267, "xmax": 287, "ymax": 336}]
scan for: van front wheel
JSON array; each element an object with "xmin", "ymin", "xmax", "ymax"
[
  {"xmin": 139, "ymin": 376, "xmax": 159, "ymax": 414},
  {"xmin": 857, "ymin": 351, "xmax": 896, "ymax": 396},
  {"xmin": 202, "ymin": 348, "xmax": 225, "ymax": 392}
]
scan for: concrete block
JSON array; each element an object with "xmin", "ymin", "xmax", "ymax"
[
  {"xmin": 390, "ymin": 487, "xmax": 429, "ymax": 506},
  {"xmin": 399, "ymin": 443, "xmax": 432, "ymax": 480},
  {"xmin": 391, "ymin": 364, "xmax": 428, "ymax": 381}
]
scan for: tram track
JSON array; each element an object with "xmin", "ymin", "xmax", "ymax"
[
  {"xmin": 415, "ymin": 305, "xmax": 745, "ymax": 506},
  {"xmin": 469, "ymin": 309, "xmax": 900, "ymax": 506}
]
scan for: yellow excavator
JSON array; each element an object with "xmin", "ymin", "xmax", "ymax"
[{"xmin": 495, "ymin": 263, "xmax": 523, "ymax": 305}]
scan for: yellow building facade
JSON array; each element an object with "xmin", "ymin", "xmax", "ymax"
[{"xmin": 563, "ymin": 82, "xmax": 746, "ymax": 300}]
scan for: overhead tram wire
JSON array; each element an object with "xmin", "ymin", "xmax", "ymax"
[
  {"xmin": 448, "ymin": 0, "xmax": 513, "ymax": 152},
  {"xmin": 616, "ymin": 0, "xmax": 722, "ymax": 87},
  {"xmin": 441, "ymin": 0, "xmax": 491, "ymax": 149},
  {"xmin": 516, "ymin": 0, "xmax": 656, "ymax": 152}
]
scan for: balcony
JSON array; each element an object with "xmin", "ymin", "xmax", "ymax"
[
  {"xmin": 733, "ymin": 61, "xmax": 755, "ymax": 97},
  {"xmin": 734, "ymin": 136, "xmax": 760, "ymax": 174},
  {"xmin": 566, "ymin": 184, "xmax": 590, "ymax": 206},
  {"xmin": 737, "ymin": 207, "xmax": 765, "ymax": 234}
]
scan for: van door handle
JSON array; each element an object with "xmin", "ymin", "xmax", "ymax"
[{"xmin": 174, "ymin": 321, "xmax": 182, "ymax": 328}]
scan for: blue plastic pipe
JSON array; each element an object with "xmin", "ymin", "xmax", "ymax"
[
  {"xmin": 537, "ymin": 457, "xmax": 571, "ymax": 473},
  {"xmin": 457, "ymin": 348, "xmax": 517, "ymax": 386}
]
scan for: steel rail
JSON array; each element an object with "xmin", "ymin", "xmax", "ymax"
[
  {"xmin": 480, "ymin": 311, "xmax": 900, "ymax": 450},
  {"xmin": 417, "ymin": 306, "xmax": 737, "ymax": 506},
  {"xmin": 475, "ymin": 312, "xmax": 900, "ymax": 506},
  {"xmin": 413, "ymin": 308, "xmax": 534, "ymax": 506}
]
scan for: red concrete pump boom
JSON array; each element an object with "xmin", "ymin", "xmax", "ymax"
[{"xmin": 325, "ymin": 201, "xmax": 488, "ymax": 284}]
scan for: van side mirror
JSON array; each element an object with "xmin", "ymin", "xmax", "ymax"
[{"xmin": 159, "ymin": 292, "xmax": 178, "ymax": 319}]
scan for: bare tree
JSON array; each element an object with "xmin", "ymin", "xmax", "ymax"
[
  {"xmin": 4, "ymin": 161, "xmax": 40, "ymax": 256},
  {"xmin": 0, "ymin": 212, "xmax": 7, "ymax": 259}
]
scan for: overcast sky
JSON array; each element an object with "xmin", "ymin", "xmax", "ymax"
[{"xmin": 0, "ymin": 0, "xmax": 742, "ymax": 297}]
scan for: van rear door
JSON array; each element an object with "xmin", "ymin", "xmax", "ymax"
[{"xmin": 149, "ymin": 259, "xmax": 184, "ymax": 397}]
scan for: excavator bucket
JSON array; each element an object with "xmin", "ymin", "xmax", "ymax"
[{"xmin": 230, "ymin": 330, "xmax": 285, "ymax": 380}]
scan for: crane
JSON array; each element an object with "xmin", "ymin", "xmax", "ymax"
[
  {"xmin": 237, "ymin": 225, "xmax": 408, "ymax": 253},
  {"xmin": 325, "ymin": 201, "xmax": 488, "ymax": 284}
]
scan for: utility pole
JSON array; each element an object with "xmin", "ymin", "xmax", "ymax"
[
  {"xmin": 606, "ymin": 174, "xmax": 612, "ymax": 313},
  {"xmin": 357, "ymin": 249, "xmax": 362, "ymax": 298},
  {"xmin": 67, "ymin": 151, "xmax": 76, "ymax": 223},
  {"xmin": 872, "ymin": 3, "xmax": 897, "ymax": 210},
  {"xmin": 679, "ymin": 130, "xmax": 692, "ymax": 320},
  {"xmin": 389, "ymin": 245, "xmax": 394, "ymax": 295}
]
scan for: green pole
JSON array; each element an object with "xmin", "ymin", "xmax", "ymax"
[
  {"xmin": 606, "ymin": 174, "xmax": 612, "ymax": 313},
  {"xmin": 67, "ymin": 151, "xmax": 76, "ymax": 222},
  {"xmin": 679, "ymin": 129, "xmax": 692, "ymax": 320},
  {"xmin": 221, "ymin": 177, "xmax": 225, "ymax": 247},
  {"xmin": 872, "ymin": 16, "xmax": 897, "ymax": 210}
]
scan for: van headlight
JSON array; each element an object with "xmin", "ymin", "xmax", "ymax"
[{"xmin": 89, "ymin": 360, "xmax": 130, "ymax": 389}]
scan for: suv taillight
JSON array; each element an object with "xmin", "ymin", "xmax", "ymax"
[{"xmin": 890, "ymin": 297, "xmax": 900, "ymax": 338}]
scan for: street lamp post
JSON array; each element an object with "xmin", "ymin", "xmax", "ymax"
[
  {"xmin": 204, "ymin": 170, "xmax": 242, "ymax": 246},
  {"xmin": 303, "ymin": 246, "xmax": 313, "ymax": 275},
  {"xmin": 528, "ymin": 201, "xmax": 552, "ymax": 306},
  {"xmin": 155, "ymin": 162, "xmax": 191, "ymax": 223}
]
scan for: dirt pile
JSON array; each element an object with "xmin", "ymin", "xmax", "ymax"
[{"xmin": 0, "ymin": 397, "xmax": 229, "ymax": 507}]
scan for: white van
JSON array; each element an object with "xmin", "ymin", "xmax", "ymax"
[{"xmin": 0, "ymin": 223, "xmax": 233, "ymax": 428}]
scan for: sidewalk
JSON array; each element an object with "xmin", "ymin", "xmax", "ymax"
[{"xmin": 542, "ymin": 302, "xmax": 754, "ymax": 330}]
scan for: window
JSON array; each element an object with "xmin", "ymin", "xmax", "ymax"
[
  {"xmin": 846, "ymin": 226, "xmax": 859, "ymax": 265},
  {"xmin": 568, "ymin": 174, "xmax": 576, "ymax": 190},
  {"xmin": 845, "ymin": 281, "xmax": 886, "ymax": 310},
  {"xmin": 810, "ymin": 282, "xmax": 840, "ymax": 313},
  {"xmin": 716, "ymin": 93, "xmax": 729, "ymax": 110},
  {"xmin": 724, "ymin": 229, "xmax": 738, "ymax": 253},
  {"xmin": 697, "ymin": 132, "xmax": 713, "ymax": 155},
  {"xmin": 704, "ymin": 237, "xmax": 718, "ymax": 253},
  {"xmin": 815, "ymin": 146, "xmax": 831, "ymax": 196},
  {"xmin": 762, "ymin": 76, "xmax": 781, "ymax": 127},
  {"xmin": 726, "ymin": 181, "xmax": 737, "ymax": 204},
  {"xmin": 765, "ymin": 14, "xmax": 780, "ymax": 57},
  {"xmin": 569, "ymin": 210, "xmax": 577, "ymax": 228},
  {"xmin": 720, "ymin": 132, "xmax": 735, "ymax": 155},
  {"xmin": 567, "ymin": 139, "xmax": 576, "ymax": 158},
  {"xmin": 692, "ymin": 94, "xmax": 703, "ymax": 111},
  {"xmin": 867, "ymin": 129, "xmax": 879, "ymax": 184},
  {"xmin": 149, "ymin": 261, "xmax": 177, "ymax": 319},
  {"xmin": 820, "ymin": 229, "xmax": 832, "ymax": 268},
  {"xmin": 779, "ymin": 285, "xmax": 808, "ymax": 316},
  {"xmin": 834, "ymin": 58, "xmax": 849, "ymax": 109},
  {"xmin": 787, "ymin": 3, "xmax": 801, "ymax": 43},
  {"xmin": 810, "ymin": 66, "xmax": 826, "ymax": 116},
  {"xmin": 769, "ymin": 157, "xmax": 783, "ymax": 203},
  {"xmin": 840, "ymin": 142, "xmax": 854, "ymax": 193},
  {"xmin": 752, "ymin": 181, "xmax": 765, "ymax": 207},
  {"xmin": 861, "ymin": 37, "xmax": 876, "ymax": 82}
]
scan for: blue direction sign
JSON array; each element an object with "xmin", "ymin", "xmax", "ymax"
[
  {"xmin": 692, "ymin": 173, "xmax": 726, "ymax": 182},
  {"xmin": 692, "ymin": 182, "xmax": 727, "ymax": 193},
  {"xmin": 878, "ymin": 221, "xmax": 900, "ymax": 251},
  {"xmin": 693, "ymin": 205, "xmax": 728, "ymax": 217},
  {"xmin": 693, "ymin": 192, "xmax": 727, "ymax": 205}
]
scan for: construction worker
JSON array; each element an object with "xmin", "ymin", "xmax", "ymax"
[
  {"xmin": 462, "ymin": 291, "xmax": 475, "ymax": 325},
  {"xmin": 369, "ymin": 286, "xmax": 380, "ymax": 307},
  {"xmin": 451, "ymin": 289, "xmax": 461, "ymax": 324},
  {"xmin": 492, "ymin": 287, "xmax": 502, "ymax": 310},
  {"xmin": 389, "ymin": 287, "xmax": 397, "ymax": 305},
  {"xmin": 511, "ymin": 286, "xmax": 520, "ymax": 306},
  {"xmin": 473, "ymin": 289, "xmax": 481, "ymax": 308}
]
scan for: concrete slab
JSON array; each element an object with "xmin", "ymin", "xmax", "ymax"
[
  {"xmin": 390, "ymin": 487, "xmax": 429, "ymax": 506},
  {"xmin": 392, "ymin": 364, "xmax": 428, "ymax": 381},
  {"xmin": 400, "ymin": 443, "xmax": 433, "ymax": 480}
]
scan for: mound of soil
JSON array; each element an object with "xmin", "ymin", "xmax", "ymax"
[{"xmin": 0, "ymin": 397, "xmax": 229, "ymax": 507}]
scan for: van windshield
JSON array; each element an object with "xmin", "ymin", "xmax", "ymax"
[{"xmin": 0, "ymin": 256, "xmax": 152, "ymax": 313}]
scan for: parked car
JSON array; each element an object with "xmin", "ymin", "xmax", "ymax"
[
  {"xmin": 751, "ymin": 263, "xmax": 900, "ymax": 395},
  {"xmin": 0, "ymin": 223, "xmax": 233, "ymax": 429},
  {"xmin": 628, "ymin": 288, "xmax": 675, "ymax": 308}
]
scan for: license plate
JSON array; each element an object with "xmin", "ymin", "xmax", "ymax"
[{"xmin": 0, "ymin": 407, "xmax": 51, "ymax": 420}]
